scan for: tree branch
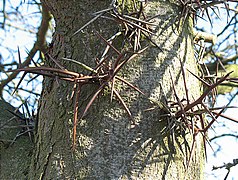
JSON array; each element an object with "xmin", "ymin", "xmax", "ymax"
[{"xmin": 0, "ymin": 3, "xmax": 51, "ymax": 96}]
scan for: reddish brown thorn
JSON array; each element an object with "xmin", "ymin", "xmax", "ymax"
[
  {"xmin": 113, "ymin": 89, "xmax": 134, "ymax": 123},
  {"xmin": 201, "ymin": 103, "xmax": 230, "ymax": 134},
  {"xmin": 70, "ymin": 81, "xmax": 78, "ymax": 100},
  {"xmin": 213, "ymin": 112, "xmax": 238, "ymax": 124},
  {"xmin": 94, "ymin": 56, "xmax": 110, "ymax": 72},
  {"xmin": 113, "ymin": 52, "xmax": 126, "ymax": 71},
  {"xmin": 202, "ymin": 133, "xmax": 209, "ymax": 161},
  {"xmin": 114, "ymin": 13, "xmax": 155, "ymax": 35},
  {"xmin": 8, "ymin": 67, "xmax": 80, "ymax": 78},
  {"xmin": 8, "ymin": 68, "xmax": 56, "ymax": 79},
  {"xmin": 198, "ymin": 114, "xmax": 208, "ymax": 160},
  {"xmin": 95, "ymin": 31, "xmax": 121, "ymax": 55},
  {"xmin": 114, "ymin": 47, "xmax": 148, "ymax": 76},
  {"xmin": 115, "ymin": 76, "xmax": 145, "ymax": 95},
  {"xmin": 79, "ymin": 82, "xmax": 107, "ymax": 120},
  {"xmin": 169, "ymin": 70, "xmax": 186, "ymax": 119},
  {"xmin": 187, "ymin": 69, "xmax": 210, "ymax": 87},
  {"xmin": 110, "ymin": 78, "xmax": 115, "ymax": 102},
  {"xmin": 179, "ymin": 59, "xmax": 189, "ymax": 104},
  {"xmin": 72, "ymin": 83, "xmax": 81, "ymax": 151},
  {"xmin": 176, "ymin": 71, "xmax": 233, "ymax": 118},
  {"xmin": 200, "ymin": 102, "xmax": 218, "ymax": 133},
  {"xmin": 186, "ymin": 134, "xmax": 196, "ymax": 169},
  {"xmin": 48, "ymin": 54, "xmax": 66, "ymax": 70}
]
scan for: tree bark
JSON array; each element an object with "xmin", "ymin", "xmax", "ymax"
[
  {"xmin": 0, "ymin": 98, "xmax": 33, "ymax": 179},
  {"xmin": 29, "ymin": 0, "xmax": 205, "ymax": 179}
]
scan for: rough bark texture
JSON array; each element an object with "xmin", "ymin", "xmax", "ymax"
[
  {"xmin": 28, "ymin": 0, "xmax": 204, "ymax": 179},
  {"xmin": 0, "ymin": 98, "xmax": 34, "ymax": 179}
]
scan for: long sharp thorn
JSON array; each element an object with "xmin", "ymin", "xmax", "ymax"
[
  {"xmin": 73, "ymin": 12, "xmax": 105, "ymax": 36},
  {"xmin": 179, "ymin": 59, "xmax": 189, "ymax": 104},
  {"xmin": 95, "ymin": 31, "xmax": 121, "ymax": 55},
  {"xmin": 110, "ymin": 78, "xmax": 115, "ymax": 102},
  {"xmin": 187, "ymin": 69, "xmax": 210, "ymax": 87},
  {"xmin": 99, "ymin": 31, "xmax": 122, "ymax": 62},
  {"xmin": 114, "ymin": 14, "xmax": 155, "ymax": 35},
  {"xmin": 12, "ymin": 72, "xmax": 27, "ymax": 95},
  {"xmin": 72, "ymin": 84, "xmax": 81, "ymax": 150},
  {"xmin": 25, "ymin": 48, "xmax": 38, "ymax": 67},
  {"xmin": 198, "ymin": 114, "xmax": 208, "ymax": 161},
  {"xmin": 17, "ymin": 46, "xmax": 22, "ymax": 68},
  {"xmin": 205, "ymin": 134, "xmax": 215, "ymax": 154},
  {"xmin": 177, "ymin": 71, "xmax": 233, "ymax": 117},
  {"xmin": 113, "ymin": 52, "xmax": 125, "ymax": 70},
  {"xmin": 27, "ymin": 75, "xmax": 40, "ymax": 85},
  {"xmin": 201, "ymin": 102, "xmax": 218, "ymax": 133},
  {"xmin": 113, "ymin": 89, "xmax": 133, "ymax": 122},
  {"xmin": 122, "ymin": 14, "xmax": 157, "ymax": 26},
  {"xmin": 187, "ymin": 136, "xmax": 196, "ymax": 169},
  {"xmin": 169, "ymin": 70, "xmax": 185, "ymax": 116},
  {"xmin": 48, "ymin": 54, "xmax": 66, "ymax": 70},
  {"xmin": 9, "ymin": 67, "xmax": 80, "ymax": 77},
  {"xmin": 79, "ymin": 83, "xmax": 106, "ymax": 119},
  {"xmin": 202, "ymin": 131, "xmax": 208, "ymax": 161},
  {"xmin": 92, "ymin": 7, "xmax": 113, "ymax": 16},
  {"xmin": 213, "ymin": 112, "xmax": 238, "ymax": 124},
  {"xmin": 114, "ymin": 47, "xmax": 148, "ymax": 75},
  {"xmin": 70, "ymin": 81, "xmax": 77, "ymax": 100},
  {"xmin": 141, "ymin": 31, "xmax": 163, "ymax": 52},
  {"xmin": 205, "ymin": 8, "xmax": 213, "ymax": 27},
  {"xmin": 24, "ymin": 101, "xmax": 31, "ymax": 117},
  {"xmin": 62, "ymin": 58, "xmax": 96, "ymax": 73},
  {"xmin": 6, "ymin": 109, "xmax": 23, "ymax": 119},
  {"xmin": 115, "ymin": 76, "xmax": 145, "ymax": 95}
]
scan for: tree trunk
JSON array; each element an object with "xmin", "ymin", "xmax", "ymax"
[
  {"xmin": 29, "ymin": 0, "xmax": 204, "ymax": 179},
  {"xmin": 0, "ymin": 98, "xmax": 33, "ymax": 179}
]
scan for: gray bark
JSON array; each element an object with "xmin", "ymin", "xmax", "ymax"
[
  {"xmin": 25, "ymin": 0, "xmax": 204, "ymax": 179},
  {"xmin": 0, "ymin": 98, "xmax": 33, "ymax": 179}
]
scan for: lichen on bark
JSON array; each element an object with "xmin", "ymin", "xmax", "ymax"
[{"xmin": 28, "ymin": 0, "xmax": 205, "ymax": 179}]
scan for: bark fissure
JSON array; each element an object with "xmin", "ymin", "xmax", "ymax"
[
  {"xmin": 40, "ymin": 142, "xmax": 55, "ymax": 180},
  {"xmin": 31, "ymin": 0, "xmax": 204, "ymax": 179}
]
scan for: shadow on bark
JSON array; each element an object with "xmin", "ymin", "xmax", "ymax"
[{"xmin": 72, "ymin": 14, "xmax": 195, "ymax": 179}]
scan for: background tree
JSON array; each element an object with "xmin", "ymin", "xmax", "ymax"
[{"xmin": 0, "ymin": 0, "xmax": 237, "ymax": 179}]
